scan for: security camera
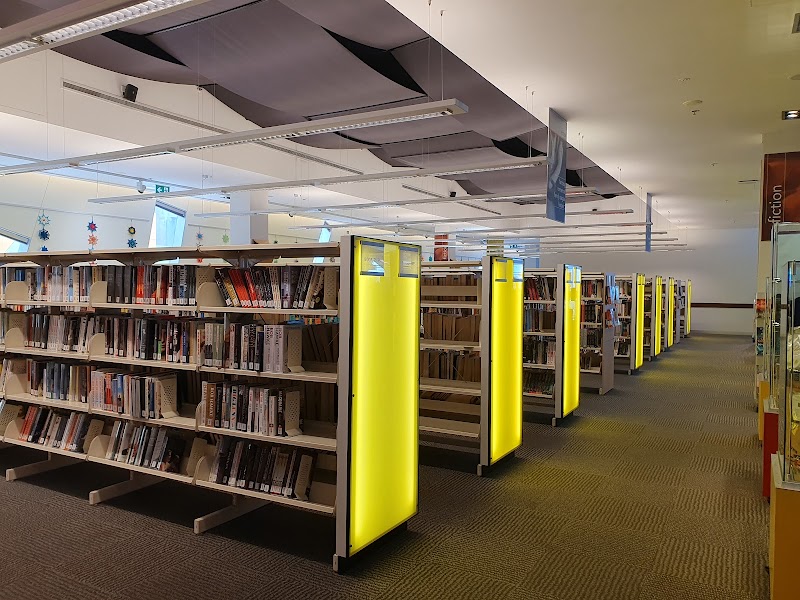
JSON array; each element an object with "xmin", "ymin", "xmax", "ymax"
[
  {"xmin": 288, "ymin": 213, "xmax": 295, "ymax": 218},
  {"xmin": 136, "ymin": 180, "xmax": 146, "ymax": 194}
]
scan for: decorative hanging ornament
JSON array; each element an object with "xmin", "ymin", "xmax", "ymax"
[
  {"xmin": 40, "ymin": 246, "xmax": 48, "ymax": 252},
  {"xmin": 37, "ymin": 213, "xmax": 50, "ymax": 227},
  {"xmin": 127, "ymin": 238, "xmax": 138, "ymax": 248},
  {"xmin": 196, "ymin": 231, "xmax": 204, "ymax": 242},
  {"xmin": 222, "ymin": 232, "xmax": 230, "ymax": 244},
  {"xmin": 38, "ymin": 228, "xmax": 50, "ymax": 241},
  {"xmin": 128, "ymin": 226, "xmax": 136, "ymax": 236},
  {"xmin": 87, "ymin": 220, "xmax": 98, "ymax": 232},
  {"xmin": 88, "ymin": 233, "xmax": 99, "ymax": 249}
]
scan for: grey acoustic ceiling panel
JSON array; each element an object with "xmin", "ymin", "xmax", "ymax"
[
  {"xmin": 440, "ymin": 164, "xmax": 550, "ymax": 194},
  {"xmin": 150, "ymin": 1, "xmax": 423, "ymax": 117},
  {"xmin": 120, "ymin": 0, "xmax": 254, "ymax": 35}
]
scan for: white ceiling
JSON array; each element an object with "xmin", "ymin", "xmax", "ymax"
[{"xmin": 387, "ymin": 0, "xmax": 800, "ymax": 229}]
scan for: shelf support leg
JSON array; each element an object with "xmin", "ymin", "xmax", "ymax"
[
  {"xmin": 6, "ymin": 453, "xmax": 81, "ymax": 481},
  {"xmin": 89, "ymin": 471, "xmax": 160, "ymax": 505},
  {"xmin": 194, "ymin": 495, "xmax": 267, "ymax": 534}
]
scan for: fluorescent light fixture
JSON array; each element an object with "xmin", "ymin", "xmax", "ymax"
[
  {"xmin": 0, "ymin": 0, "xmax": 216, "ymax": 62},
  {"xmin": 289, "ymin": 208, "xmax": 634, "ymax": 231},
  {"xmin": 88, "ymin": 156, "xmax": 546, "ymax": 205},
  {"xmin": 3, "ymin": 99, "xmax": 467, "ymax": 177},
  {"xmin": 448, "ymin": 221, "xmax": 653, "ymax": 236},
  {"xmin": 463, "ymin": 230, "xmax": 670, "ymax": 242},
  {"xmin": 783, "ymin": 110, "xmax": 800, "ymax": 120},
  {"xmin": 192, "ymin": 188, "xmax": 599, "ymax": 219},
  {"xmin": 482, "ymin": 189, "xmax": 597, "ymax": 203}
]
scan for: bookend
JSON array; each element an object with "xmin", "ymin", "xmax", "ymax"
[
  {"xmin": 3, "ymin": 418, "xmax": 83, "ymax": 481},
  {"xmin": 86, "ymin": 435, "xmax": 161, "ymax": 504}
]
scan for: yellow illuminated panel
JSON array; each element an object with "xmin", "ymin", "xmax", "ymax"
[
  {"xmin": 686, "ymin": 280, "xmax": 692, "ymax": 334},
  {"xmin": 489, "ymin": 257, "xmax": 523, "ymax": 464},
  {"xmin": 667, "ymin": 277, "xmax": 675, "ymax": 347},
  {"xmin": 635, "ymin": 274, "xmax": 645, "ymax": 369},
  {"xmin": 349, "ymin": 238, "xmax": 419, "ymax": 555},
  {"xmin": 654, "ymin": 276, "xmax": 662, "ymax": 356},
  {"xmin": 562, "ymin": 265, "xmax": 581, "ymax": 417}
]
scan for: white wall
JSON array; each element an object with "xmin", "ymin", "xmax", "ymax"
[{"xmin": 538, "ymin": 227, "xmax": 758, "ymax": 335}]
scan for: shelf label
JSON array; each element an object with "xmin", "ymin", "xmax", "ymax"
[
  {"xmin": 398, "ymin": 246, "xmax": 420, "ymax": 279},
  {"xmin": 359, "ymin": 241, "xmax": 385, "ymax": 276}
]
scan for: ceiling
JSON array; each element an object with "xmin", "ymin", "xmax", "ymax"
[
  {"xmin": 387, "ymin": 0, "xmax": 800, "ymax": 230},
  {"xmin": 0, "ymin": 0, "xmax": 633, "ymax": 216}
]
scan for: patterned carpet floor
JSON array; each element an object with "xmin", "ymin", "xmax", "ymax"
[{"xmin": 0, "ymin": 334, "xmax": 767, "ymax": 599}]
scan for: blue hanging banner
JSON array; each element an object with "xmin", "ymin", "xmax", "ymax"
[{"xmin": 546, "ymin": 109, "xmax": 568, "ymax": 224}]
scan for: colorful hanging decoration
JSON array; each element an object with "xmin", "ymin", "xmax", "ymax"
[
  {"xmin": 127, "ymin": 224, "xmax": 137, "ymax": 248},
  {"xmin": 40, "ymin": 246, "xmax": 48, "ymax": 252},
  {"xmin": 36, "ymin": 211, "xmax": 51, "ymax": 246},
  {"xmin": 88, "ymin": 234, "xmax": 99, "ymax": 248},
  {"xmin": 128, "ymin": 226, "xmax": 136, "ymax": 236},
  {"xmin": 127, "ymin": 238, "xmax": 138, "ymax": 248},
  {"xmin": 222, "ymin": 232, "xmax": 230, "ymax": 244},
  {"xmin": 37, "ymin": 213, "xmax": 50, "ymax": 227},
  {"xmin": 87, "ymin": 220, "xmax": 98, "ymax": 232},
  {"xmin": 38, "ymin": 228, "xmax": 50, "ymax": 241},
  {"xmin": 196, "ymin": 231, "xmax": 204, "ymax": 242}
]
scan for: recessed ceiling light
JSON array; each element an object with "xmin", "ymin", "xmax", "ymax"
[
  {"xmin": 682, "ymin": 99, "xmax": 703, "ymax": 107},
  {"xmin": 783, "ymin": 110, "xmax": 800, "ymax": 120},
  {"xmin": 678, "ymin": 77, "xmax": 691, "ymax": 83}
]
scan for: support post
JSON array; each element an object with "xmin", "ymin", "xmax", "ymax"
[
  {"xmin": 89, "ymin": 471, "xmax": 160, "ymax": 505},
  {"xmin": 193, "ymin": 495, "xmax": 266, "ymax": 534},
  {"xmin": 6, "ymin": 453, "xmax": 81, "ymax": 481}
]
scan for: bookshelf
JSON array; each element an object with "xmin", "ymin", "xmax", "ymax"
[
  {"xmin": 678, "ymin": 279, "xmax": 690, "ymax": 338},
  {"xmin": 643, "ymin": 275, "xmax": 663, "ymax": 361},
  {"xmin": 522, "ymin": 265, "xmax": 580, "ymax": 425},
  {"xmin": 672, "ymin": 278, "xmax": 683, "ymax": 345},
  {"xmin": 418, "ymin": 257, "xmax": 522, "ymax": 475},
  {"xmin": 580, "ymin": 273, "xmax": 615, "ymax": 395},
  {"xmin": 614, "ymin": 274, "xmax": 645, "ymax": 375},
  {"xmin": 0, "ymin": 238, "xmax": 421, "ymax": 572},
  {"xmin": 685, "ymin": 279, "xmax": 692, "ymax": 337},
  {"xmin": 663, "ymin": 276, "xmax": 675, "ymax": 350}
]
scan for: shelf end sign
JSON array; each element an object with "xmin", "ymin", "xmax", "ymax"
[{"xmin": 546, "ymin": 109, "xmax": 567, "ymax": 223}]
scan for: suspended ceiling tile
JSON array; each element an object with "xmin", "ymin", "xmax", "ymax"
[
  {"xmin": 567, "ymin": 148, "xmax": 598, "ymax": 171},
  {"xmin": 278, "ymin": 0, "xmax": 425, "ymax": 50},
  {"xmin": 56, "ymin": 36, "xmax": 213, "ymax": 85},
  {"xmin": 0, "ymin": 0, "xmax": 44, "ymax": 26},
  {"xmin": 517, "ymin": 128, "xmax": 550, "ymax": 155},
  {"xmin": 440, "ymin": 164, "xmax": 549, "ymax": 194},
  {"xmin": 379, "ymin": 131, "xmax": 492, "ymax": 159},
  {"xmin": 201, "ymin": 84, "xmax": 374, "ymax": 149},
  {"xmin": 394, "ymin": 39, "xmax": 545, "ymax": 141},
  {"xmin": 345, "ymin": 115, "xmax": 468, "ymax": 145},
  {"xmin": 578, "ymin": 166, "xmax": 630, "ymax": 195},
  {"xmin": 151, "ymin": 1, "xmax": 423, "ymax": 117},
  {"xmin": 121, "ymin": 0, "xmax": 254, "ymax": 35},
  {"xmin": 391, "ymin": 146, "xmax": 526, "ymax": 170}
]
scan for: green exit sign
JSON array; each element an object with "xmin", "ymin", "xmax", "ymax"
[{"xmin": 155, "ymin": 185, "xmax": 170, "ymax": 194}]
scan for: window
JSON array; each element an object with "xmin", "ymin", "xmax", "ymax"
[
  {"xmin": 149, "ymin": 201, "xmax": 186, "ymax": 248},
  {"xmin": 313, "ymin": 225, "xmax": 332, "ymax": 264},
  {"xmin": 0, "ymin": 227, "xmax": 30, "ymax": 253}
]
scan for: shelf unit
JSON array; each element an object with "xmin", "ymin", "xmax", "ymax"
[
  {"xmin": 643, "ymin": 275, "xmax": 663, "ymax": 361},
  {"xmin": 664, "ymin": 276, "xmax": 676, "ymax": 350},
  {"xmin": 579, "ymin": 273, "xmax": 615, "ymax": 395},
  {"xmin": 614, "ymin": 274, "xmax": 645, "ymax": 374},
  {"xmin": 522, "ymin": 265, "xmax": 580, "ymax": 425},
  {"xmin": 418, "ymin": 258, "xmax": 522, "ymax": 475},
  {"xmin": 679, "ymin": 279, "xmax": 691, "ymax": 338},
  {"xmin": 0, "ymin": 238, "xmax": 421, "ymax": 572}
]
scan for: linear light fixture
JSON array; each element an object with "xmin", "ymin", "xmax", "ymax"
[
  {"xmin": 2, "ymin": 99, "xmax": 467, "ymax": 177},
  {"xmin": 446, "ymin": 221, "xmax": 653, "ymax": 236},
  {"xmin": 482, "ymin": 189, "xmax": 599, "ymax": 204},
  {"xmin": 463, "ymin": 230, "xmax": 670, "ymax": 242},
  {"xmin": 419, "ymin": 238, "xmax": 679, "ymax": 249},
  {"xmin": 289, "ymin": 208, "xmax": 633, "ymax": 231},
  {"xmin": 191, "ymin": 188, "xmax": 599, "ymax": 219},
  {"xmin": 87, "ymin": 156, "xmax": 546, "ymax": 204},
  {"xmin": 0, "ymin": 0, "xmax": 215, "ymax": 62}
]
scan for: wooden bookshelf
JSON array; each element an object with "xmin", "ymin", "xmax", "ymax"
[
  {"xmin": 418, "ymin": 258, "xmax": 522, "ymax": 475},
  {"xmin": 0, "ymin": 238, "xmax": 421, "ymax": 572},
  {"xmin": 579, "ymin": 273, "xmax": 615, "ymax": 395}
]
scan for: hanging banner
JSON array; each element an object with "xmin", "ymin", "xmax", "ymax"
[
  {"xmin": 761, "ymin": 151, "xmax": 800, "ymax": 241},
  {"xmin": 546, "ymin": 108, "xmax": 568, "ymax": 223},
  {"xmin": 434, "ymin": 234, "xmax": 449, "ymax": 261}
]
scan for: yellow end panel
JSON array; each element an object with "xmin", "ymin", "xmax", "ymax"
[
  {"xmin": 654, "ymin": 276, "xmax": 662, "ymax": 356},
  {"xmin": 687, "ymin": 280, "xmax": 692, "ymax": 334},
  {"xmin": 635, "ymin": 274, "xmax": 645, "ymax": 369},
  {"xmin": 667, "ymin": 278, "xmax": 675, "ymax": 347},
  {"xmin": 562, "ymin": 265, "xmax": 581, "ymax": 417},
  {"xmin": 349, "ymin": 239, "xmax": 419, "ymax": 555},
  {"xmin": 489, "ymin": 257, "xmax": 523, "ymax": 464}
]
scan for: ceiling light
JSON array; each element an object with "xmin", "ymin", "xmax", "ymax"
[
  {"xmin": 450, "ymin": 222, "xmax": 652, "ymax": 236},
  {"xmin": 0, "ymin": 1, "xmax": 216, "ymax": 62},
  {"xmin": 2, "ymin": 99, "xmax": 467, "ymax": 177},
  {"xmin": 459, "ymin": 230, "xmax": 670, "ymax": 241},
  {"xmin": 88, "ymin": 156, "xmax": 546, "ymax": 205},
  {"xmin": 783, "ymin": 110, "xmax": 800, "ymax": 120}
]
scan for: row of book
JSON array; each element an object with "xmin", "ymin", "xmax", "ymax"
[
  {"xmin": 9, "ymin": 265, "xmax": 99, "ymax": 304},
  {"xmin": 24, "ymin": 314, "xmax": 95, "ymax": 353},
  {"xmin": 17, "ymin": 406, "xmax": 99, "ymax": 452},
  {"xmin": 201, "ymin": 323, "xmax": 300, "ymax": 374},
  {"xmin": 581, "ymin": 328, "xmax": 603, "ymax": 348},
  {"xmin": 420, "ymin": 274, "xmax": 480, "ymax": 304},
  {"xmin": 523, "ymin": 338, "xmax": 555, "ymax": 366},
  {"xmin": 214, "ymin": 266, "xmax": 332, "ymax": 310},
  {"xmin": 25, "ymin": 360, "xmax": 92, "ymax": 403},
  {"xmin": 618, "ymin": 301, "xmax": 631, "ymax": 317},
  {"xmin": 200, "ymin": 381, "xmax": 301, "ymax": 437},
  {"xmin": 581, "ymin": 304, "xmax": 603, "ymax": 324},
  {"xmin": 89, "ymin": 370, "xmax": 175, "ymax": 419},
  {"xmin": 105, "ymin": 420, "xmax": 188, "ymax": 472},
  {"xmin": 581, "ymin": 280, "xmax": 601, "ymax": 298},
  {"xmin": 524, "ymin": 276, "xmax": 556, "ymax": 301},
  {"xmin": 208, "ymin": 437, "xmax": 317, "ymax": 501},
  {"xmin": 96, "ymin": 316, "xmax": 198, "ymax": 364},
  {"xmin": 421, "ymin": 312, "xmax": 480, "ymax": 343},
  {"xmin": 105, "ymin": 265, "xmax": 197, "ymax": 307},
  {"xmin": 524, "ymin": 306, "xmax": 556, "ymax": 333},
  {"xmin": 614, "ymin": 340, "xmax": 630, "ymax": 357},
  {"xmin": 419, "ymin": 349, "xmax": 480, "ymax": 382},
  {"xmin": 618, "ymin": 280, "xmax": 633, "ymax": 296},
  {"xmin": 616, "ymin": 322, "xmax": 631, "ymax": 337},
  {"xmin": 0, "ymin": 312, "xmax": 8, "ymax": 345},
  {"xmin": 523, "ymin": 371, "xmax": 555, "ymax": 396}
]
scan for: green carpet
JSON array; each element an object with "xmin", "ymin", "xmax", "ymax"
[{"xmin": 0, "ymin": 334, "xmax": 767, "ymax": 599}]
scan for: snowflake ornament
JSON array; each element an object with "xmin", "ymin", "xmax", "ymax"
[
  {"xmin": 40, "ymin": 246, "xmax": 48, "ymax": 252},
  {"xmin": 127, "ymin": 238, "xmax": 138, "ymax": 248},
  {"xmin": 87, "ymin": 220, "xmax": 98, "ymax": 232},
  {"xmin": 37, "ymin": 213, "xmax": 50, "ymax": 227},
  {"xmin": 38, "ymin": 228, "xmax": 50, "ymax": 241},
  {"xmin": 196, "ymin": 231, "xmax": 204, "ymax": 241},
  {"xmin": 222, "ymin": 232, "xmax": 230, "ymax": 244},
  {"xmin": 88, "ymin": 233, "xmax": 99, "ymax": 248},
  {"xmin": 128, "ymin": 226, "xmax": 136, "ymax": 235}
]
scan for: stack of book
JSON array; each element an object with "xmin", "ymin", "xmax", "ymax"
[
  {"xmin": 209, "ymin": 438, "xmax": 318, "ymax": 501},
  {"xmin": 525, "ymin": 277, "xmax": 555, "ymax": 301},
  {"xmin": 95, "ymin": 316, "xmax": 199, "ymax": 364},
  {"xmin": 89, "ymin": 370, "xmax": 176, "ymax": 419},
  {"xmin": 524, "ymin": 306, "xmax": 556, "ymax": 333},
  {"xmin": 421, "ymin": 312, "xmax": 480, "ymax": 342},
  {"xmin": 18, "ymin": 406, "xmax": 97, "ymax": 452},
  {"xmin": 10, "ymin": 265, "xmax": 100, "ymax": 303},
  {"xmin": 419, "ymin": 350, "xmax": 480, "ymax": 382},
  {"xmin": 199, "ymin": 322, "xmax": 303, "ymax": 374},
  {"xmin": 523, "ymin": 338, "xmax": 556, "ymax": 366},
  {"xmin": 105, "ymin": 421, "xmax": 188, "ymax": 472},
  {"xmin": 105, "ymin": 265, "xmax": 197, "ymax": 306},
  {"xmin": 25, "ymin": 314, "xmax": 95, "ymax": 353},
  {"xmin": 523, "ymin": 371, "xmax": 555, "ymax": 396},
  {"xmin": 24, "ymin": 360, "xmax": 93, "ymax": 403},
  {"xmin": 200, "ymin": 381, "xmax": 301, "ymax": 436},
  {"xmin": 213, "ymin": 266, "xmax": 330, "ymax": 310}
]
